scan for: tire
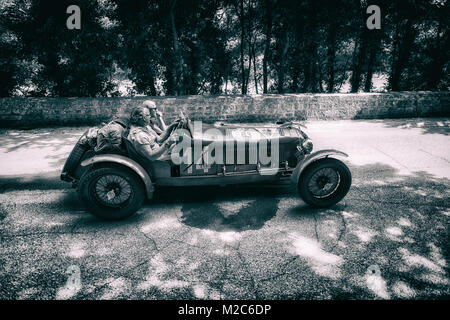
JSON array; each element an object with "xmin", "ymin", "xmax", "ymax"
[
  {"xmin": 61, "ymin": 135, "xmax": 90, "ymax": 176},
  {"xmin": 298, "ymin": 158, "xmax": 351, "ymax": 208},
  {"xmin": 77, "ymin": 166, "xmax": 145, "ymax": 220}
]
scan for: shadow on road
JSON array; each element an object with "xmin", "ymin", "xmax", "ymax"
[
  {"xmin": 0, "ymin": 172, "xmax": 67, "ymax": 192},
  {"xmin": 1, "ymin": 159, "xmax": 450, "ymax": 299},
  {"xmin": 0, "ymin": 129, "xmax": 83, "ymax": 153},
  {"xmin": 153, "ymin": 184, "xmax": 291, "ymax": 232},
  {"xmin": 376, "ymin": 118, "xmax": 450, "ymax": 135},
  {"xmin": 331, "ymin": 162, "xmax": 450, "ymax": 299}
]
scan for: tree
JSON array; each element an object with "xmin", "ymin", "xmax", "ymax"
[{"xmin": 0, "ymin": 0, "xmax": 448, "ymax": 97}]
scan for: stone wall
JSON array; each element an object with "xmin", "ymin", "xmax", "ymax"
[{"xmin": 0, "ymin": 91, "xmax": 449, "ymax": 128}]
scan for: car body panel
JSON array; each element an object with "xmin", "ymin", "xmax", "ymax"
[
  {"xmin": 80, "ymin": 154, "xmax": 155, "ymax": 198},
  {"xmin": 155, "ymin": 172, "xmax": 289, "ymax": 187},
  {"xmin": 182, "ymin": 123, "xmax": 304, "ymax": 168},
  {"xmin": 290, "ymin": 149, "xmax": 349, "ymax": 184}
]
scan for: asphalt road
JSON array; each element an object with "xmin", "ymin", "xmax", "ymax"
[{"xmin": 0, "ymin": 118, "xmax": 449, "ymax": 300}]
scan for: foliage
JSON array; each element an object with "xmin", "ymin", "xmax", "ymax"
[{"xmin": 0, "ymin": 0, "xmax": 448, "ymax": 97}]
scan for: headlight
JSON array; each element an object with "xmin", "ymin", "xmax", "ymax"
[{"xmin": 297, "ymin": 139, "xmax": 313, "ymax": 154}]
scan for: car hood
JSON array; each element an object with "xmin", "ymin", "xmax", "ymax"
[{"xmin": 192, "ymin": 123, "xmax": 308, "ymax": 142}]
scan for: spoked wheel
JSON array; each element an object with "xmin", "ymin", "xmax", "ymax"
[
  {"xmin": 77, "ymin": 166, "xmax": 145, "ymax": 220},
  {"xmin": 298, "ymin": 158, "xmax": 351, "ymax": 208}
]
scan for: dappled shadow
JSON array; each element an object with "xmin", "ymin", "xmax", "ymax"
[
  {"xmin": 303, "ymin": 161, "xmax": 450, "ymax": 299},
  {"xmin": 56, "ymin": 191, "xmax": 84, "ymax": 212},
  {"xmin": 0, "ymin": 172, "xmax": 67, "ymax": 192},
  {"xmin": 44, "ymin": 154, "xmax": 76, "ymax": 172},
  {"xmin": 154, "ymin": 184, "xmax": 290, "ymax": 232},
  {"xmin": 0, "ymin": 127, "xmax": 87, "ymax": 176},
  {"xmin": 138, "ymin": 161, "xmax": 448, "ymax": 298},
  {"xmin": 0, "ymin": 203, "xmax": 9, "ymax": 220},
  {"xmin": 375, "ymin": 118, "xmax": 450, "ymax": 136},
  {"xmin": 225, "ymin": 161, "xmax": 450, "ymax": 299},
  {"xmin": 1, "ymin": 155, "xmax": 449, "ymax": 299},
  {"xmin": 350, "ymin": 162, "xmax": 450, "ymax": 207},
  {"xmin": 180, "ymin": 197, "xmax": 279, "ymax": 232},
  {"xmin": 287, "ymin": 202, "xmax": 347, "ymax": 218},
  {"xmin": 0, "ymin": 128, "xmax": 84, "ymax": 153}
]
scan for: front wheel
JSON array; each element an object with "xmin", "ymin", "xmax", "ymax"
[
  {"xmin": 298, "ymin": 158, "xmax": 351, "ymax": 208},
  {"xmin": 77, "ymin": 166, "xmax": 145, "ymax": 220}
]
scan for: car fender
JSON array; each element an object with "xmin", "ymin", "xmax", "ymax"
[
  {"xmin": 80, "ymin": 154, "xmax": 154, "ymax": 199},
  {"xmin": 290, "ymin": 149, "xmax": 348, "ymax": 184}
]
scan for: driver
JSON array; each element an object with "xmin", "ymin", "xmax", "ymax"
[
  {"xmin": 127, "ymin": 106, "xmax": 179, "ymax": 161},
  {"xmin": 142, "ymin": 100, "xmax": 167, "ymax": 135}
]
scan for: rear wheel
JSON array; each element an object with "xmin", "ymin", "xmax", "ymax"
[
  {"xmin": 298, "ymin": 158, "xmax": 351, "ymax": 208},
  {"xmin": 77, "ymin": 166, "xmax": 145, "ymax": 220}
]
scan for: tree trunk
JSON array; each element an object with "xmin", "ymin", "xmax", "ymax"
[
  {"xmin": 326, "ymin": 26, "xmax": 337, "ymax": 92},
  {"xmin": 245, "ymin": 46, "xmax": 252, "ymax": 93},
  {"xmin": 317, "ymin": 61, "xmax": 324, "ymax": 92},
  {"xmin": 291, "ymin": 69, "xmax": 299, "ymax": 92},
  {"xmin": 388, "ymin": 19, "xmax": 416, "ymax": 91},
  {"xmin": 262, "ymin": 0, "xmax": 272, "ymax": 93},
  {"xmin": 170, "ymin": 0, "xmax": 183, "ymax": 95},
  {"xmin": 304, "ymin": 36, "xmax": 319, "ymax": 92},
  {"xmin": 302, "ymin": 2, "xmax": 319, "ymax": 93},
  {"xmin": 225, "ymin": 71, "xmax": 228, "ymax": 94},
  {"xmin": 147, "ymin": 75, "xmax": 157, "ymax": 96},
  {"xmin": 290, "ymin": 50, "xmax": 301, "ymax": 92},
  {"xmin": 425, "ymin": 20, "xmax": 448, "ymax": 90},
  {"xmin": 252, "ymin": 43, "xmax": 258, "ymax": 94},
  {"xmin": 239, "ymin": 0, "xmax": 247, "ymax": 94},
  {"xmin": 164, "ymin": 57, "xmax": 176, "ymax": 95},
  {"xmin": 277, "ymin": 32, "xmax": 289, "ymax": 93},
  {"xmin": 350, "ymin": 29, "xmax": 368, "ymax": 93},
  {"xmin": 364, "ymin": 33, "xmax": 380, "ymax": 92}
]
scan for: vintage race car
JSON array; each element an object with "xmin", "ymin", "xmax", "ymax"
[{"xmin": 61, "ymin": 116, "xmax": 351, "ymax": 220}]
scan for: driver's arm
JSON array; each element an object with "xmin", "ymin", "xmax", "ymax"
[
  {"xmin": 156, "ymin": 111, "xmax": 167, "ymax": 131},
  {"xmin": 151, "ymin": 124, "xmax": 163, "ymax": 135},
  {"xmin": 155, "ymin": 121, "xmax": 179, "ymax": 143},
  {"xmin": 130, "ymin": 129, "xmax": 174, "ymax": 161},
  {"xmin": 135, "ymin": 142, "xmax": 172, "ymax": 161}
]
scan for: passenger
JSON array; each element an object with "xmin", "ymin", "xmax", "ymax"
[{"xmin": 127, "ymin": 106, "xmax": 179, "ymax": 161}]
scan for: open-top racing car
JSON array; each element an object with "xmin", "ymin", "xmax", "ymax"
[{"xmin": 61, "ymin": 114, "xmax": 351, "ymax": 220}]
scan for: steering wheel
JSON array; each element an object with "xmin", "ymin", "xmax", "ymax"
[
  {"xmin": 186, "ymin": 116, "xmax": 194, "ymax": 138},
  {"xmin": 171, "ymin": 111, "xmax": 193, "ymax": 138}
]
